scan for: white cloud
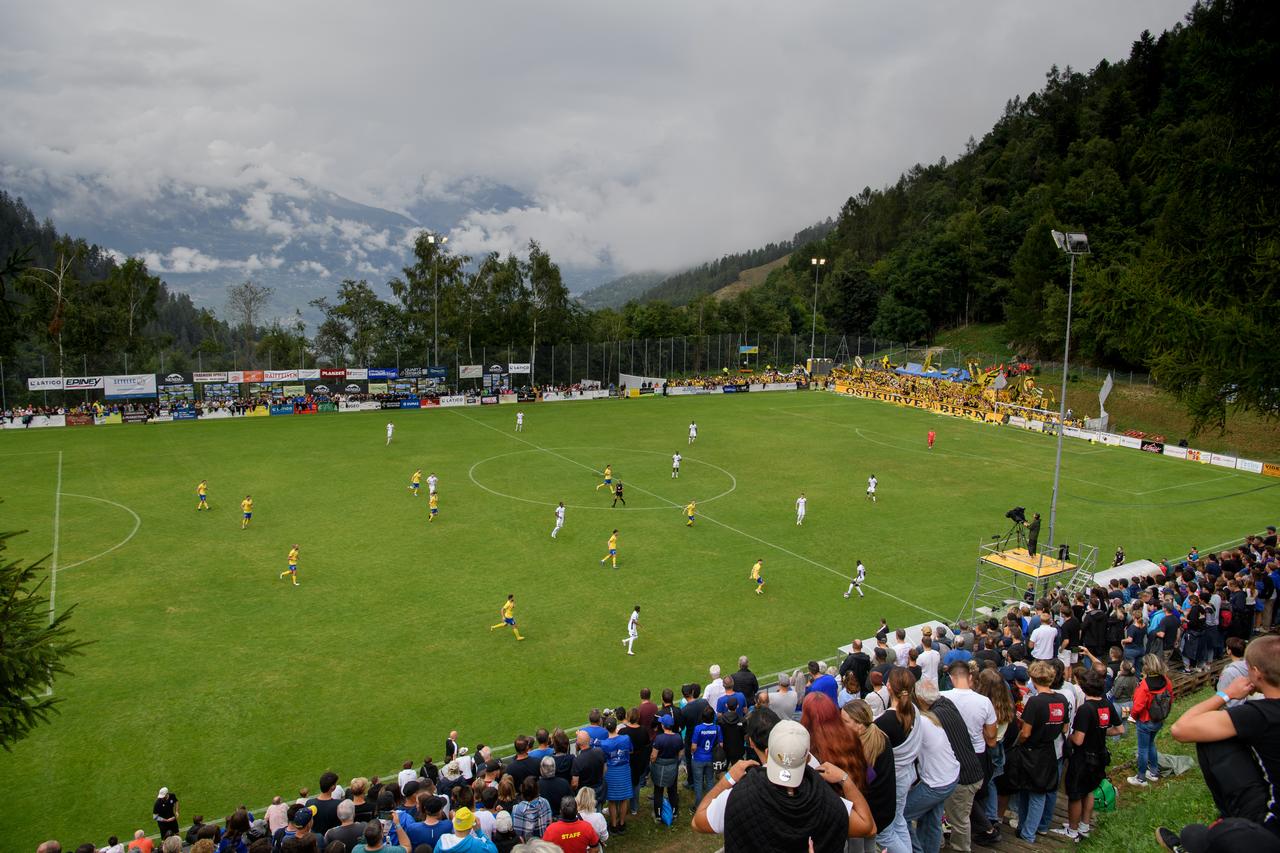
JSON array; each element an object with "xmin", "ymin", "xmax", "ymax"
[
  {"xmin": 1, "ymin": 1, "xmax": 1190, "ymax": 276},
  {"xmin": 130, "ymin": 246, "xmax": 282, "ymax": 275}
]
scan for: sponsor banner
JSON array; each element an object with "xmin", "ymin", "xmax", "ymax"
[
  {"xmin": 439, "ymin": 395, "xmax": 466, "ymax": 407},
  {"xmin": 161, "ymin": 372, "xmax": 189, "ymax": 384},
  {"xmin": 151, "ymin": 413, "xmax": 173, "ymax": 423},
  {"xmin": 399, "ymin": 367, "xmax": 425, "ymax": 378},
  {"xmin": 122, "ymin": 411, "xmax": 149, "ymax": 423},
  {"xmin": 667, "ymin": 386, "xmax": 711, "ymax": 396},
  {"xmin": 1210, "ymin": 453, "xmax": 1237, "ymax": 468},
  {"xmin": 460, "ymin": 364, "xmax": 483, "ymax": 379},
  {"xmin": 542, "ymin": 392, "xmax": 565, "ymax": 402},
  {"xmin": 201, "ymin": 409, "xmax": 233, "ymax": 419},
  {"xmin": 721, "ymin": 384, "xmax": 749, "ymax": 394},
  {"xmin": 340, "ymin": 382, "xmax": 366, "ymax": 394},
  {"xmin": 1185, "ymin": 449, "xmax": 1206, "ymax": 463},
  {"xmin": 339, "ymin": 401, "xmax": 364, "ymax": 411},
  {"xmin": 95, "ymin": 413, "xmax": 123, "ymax": 425},
  {"xmin": 499, "ymin": 392, "xmax": 518, "ymax": 404},
  {"xmin": 1008, "ymin": 415, "xmax": 1027, "ymax": 428},
  {"xmin": 508, "ymin": 362, "xmax": 531, "ymax": 374},
  {"xmin": 243, "ymin": 370, "xmax": 265, "ymax": 382},
  {"xmin": 747, "ymin": 383, "xmax": 765, "ymax": 392},
  {"xmin": 105, "ymin": 374, "xmax": 158, "ymax": 398},
  {"xmin": 299, "ymin": 368, "xmax": 321, "ymax": 380},
  {"xmin": 1163, "ymin": 445, "xmax": 1189, "ymax": 459},
  {"xmin": 27, "ymin": 376, "xmax": 64, "ymax": 390},
  {"xmin": 359, "ymin": 401, "xmax": 381, "ymax": 411},
  {"xmin": 308, "ymin": 383, "xmax": 332, "ymax": 395},
  {"xmin": 368, "ymin": 382, "xmax": 388, "ymax": 395},
  {"xmin": 390, "ymin": 379, "xmax": 418, "ymax": 395},
  {"xmin": 1263, "ymin": 463, "xmax": 1280, "ymax": 478},
  {"xmin": 464, "ymin": 397, "xmax": 482, "ymax": 406},
  {"xmin": 320, "ymin": 368, "xmax": 347, "ymax": 379},
  {"xmin": 1023, "ymin": 419, "xmax": 1045, "ymax": 432},
  {"xmin": 193, "ymin": 371, "xmax": 228, "ymax": 383},
  {"xmin": 226, "ymin": 371, "xmax": 244, "ymax": 383},
  {"xmin": 245, "ymin": 406, "xmax": 270, "ymax": 417},
  {"xmin": 428, "ymin": 366, "xmax": 448, "ymax": 379},
  {"xmin": 263, "ymin": 369, "xmax": 298, "ymax": 382},
  {"xmin": 1140, "ymin": 440, "xmax": 1165, "ymax": 454},
  {"xmin": 295, "ymin": 405, "xmax": 316, "ymax": 415},
  {"xmin": 368, "ymin": 367, "xmax": 399, "ymax": 379},
  {"xmin": 317, "ymin": 402, "xmax": 338, "ymax": 413},
  {"xmin": 280, "ymin": 384, "xmax": 305, "ymax": 397},
  {"xmin": 347, "ymin": 368, "xmax": 369, "ymax": 380},
  {"xmin": 201, "ymin": 383, "xmax": 239, "ymax": 400},
  {"xmin": 1064, "ymin": 426, "xmax": 1095, "ymax": 441},
  {"xmin": 1236, "ymin": 458, "xmax": 1264, "ymax": 474},
  {"xmin": 481, "ymin": 395, "xmax": 499, "ymax": 405},
  {"xmin": 379, "ymin": 400, "xmax": 400, "ymax": 410},
  {"xmin": 399, "ymin": 398, "xmax": 421, "ymax": 409},
  {"xmin": 420, "ymin": 397, "xmax": 441, "ymax": 408},
  {"xmin": 4, "ymin": 414, "xmax": 67, "ymax": 429},
  {"xmin": 64, "ymin": 376, "xmax": 105, "ymax": 390},
  {"xmin": 65, "ymin": 413, "xmax": 94, "ymax": 427},
  {"xmin": 172, "ymin": 409, "xmax": 198, "ymax": 421},
  {"xmin": 159, "ymin": 383, "xmax": 195, "ymax": 405},
  {"xmin": 269, "ymin": 404, "xmax": 294, "ymax": 416},
  {"xmin": 248, "ymin": 383, "xmax": 271, "ymax": 397}
]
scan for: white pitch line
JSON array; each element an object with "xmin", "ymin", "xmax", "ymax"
[
  {"xmin": 56, "ymin": 493, "xmax": 142, "ymax": 571},
  {"xmin": 454, "ymin": 410, "xmax": 950, "ymax": 622},
  {"xmin": 1132, "ymin": 472, "xmax": 1240, "ymax": 496},
  {"xmin": 48, "ymin": 451, "xmax": 63, "ymax": 626}
]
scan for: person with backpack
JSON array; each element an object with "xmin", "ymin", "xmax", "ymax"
[
  {"xmin": 1127, "ymin": 654, "xmax": 1173, "ymax": 786},
  {"xmin": 1052, "ymin": 669, "xmax": 1125, "ymax": 840}
]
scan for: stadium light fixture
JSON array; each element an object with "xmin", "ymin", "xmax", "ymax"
[
  {"xmin": 1045, "ymin": 229, "xmax": 1088, "ymax": 563},
  {"xmin": 427, "ymin": 233, "xmax": 448, "ymax": 365},
  {"xmin": 809, "ymin": 258, "xmax": 827, "ymax": 367}
]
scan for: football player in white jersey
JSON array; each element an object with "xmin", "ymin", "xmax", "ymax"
[
  {"xmin": 672, "ymin": 452, "xmax": 682, "ymax": 478},
  {"xmin": 622, "ymin": 605, "xmax": 640, "ymax": 655},
  {"xmin": 795, "ymin": 492, "xmax": 807, "ymax": 525},
  {"xmin": 551, "ymin": 501, "xmax": 565, "ymax": 538},
  {"xmin": 844, "ymin": 560, "xmax": 866, "ymax": 598}
]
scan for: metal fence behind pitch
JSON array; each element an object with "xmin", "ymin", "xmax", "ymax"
[{"xmin": 0, "ymin": 333, "xmax": 1152, "ymax": 410}]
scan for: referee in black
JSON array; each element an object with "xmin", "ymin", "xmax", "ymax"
[{"xmin": 612, "ymin": 480, "xmax": 626, "ymax": 507}]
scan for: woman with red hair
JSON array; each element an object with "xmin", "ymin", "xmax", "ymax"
[{"xmin": 800, "ymin": 692, "xmax": 869, "ymax": 791}]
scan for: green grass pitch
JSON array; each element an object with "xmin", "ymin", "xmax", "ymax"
[{"xmin": 1, "ymin": 390, "xmax": 1276, "ymax": 847}]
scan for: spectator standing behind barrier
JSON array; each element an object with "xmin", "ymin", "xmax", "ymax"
[
  {"xmin": 1127, "ymin": 654, "xmax": 1173, "ymax": 787},
  {"xmin": 841, "ymin": 699, "xmax": 897, "ymax": 853},
  {"xmin": 940, "ymin": 661, "xmax": 1001, "ymax": 849},
  {"xmin": 692, "ymin": 716, "xmax": 874, "ymax": 851},
  {"xmin": 1010, "ymin": 660, "xmax": 1067, "ymax": 844},
  {"xmin": 1167, "ymin": 634, "xmax": 1280, "ymax": 842},
  {"xmin": 153, "ymin": 787, "xmax": 180, "ymax": 840},
  {"xmin": 649, "ymin": 714, "xmax": 683, "ymax": 823},
  {"xmin": 874, "ymin": 668, "xmax": 925, "ymax": 853},
  {"xmin": 904, "ymin": 681, "xmax": 961, "ymax": 853}
]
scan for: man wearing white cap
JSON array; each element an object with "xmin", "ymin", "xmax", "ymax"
[
  {"xmin": 153, "ymin": 787, "xmax": 180, "ymax": 839},
  {"xmin": 692, "ymin": 715, "xmax": 874, "ymax": 851}
]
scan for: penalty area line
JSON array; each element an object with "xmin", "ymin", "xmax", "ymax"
[{"xmin": 453, "ymin": 410, "xmax": 950, "ymax": 623}]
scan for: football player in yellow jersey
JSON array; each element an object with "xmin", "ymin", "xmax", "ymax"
[
  {"xmin": 750, "ymin": 558, "xmax": 764, "ymax": 594},
  {"xmin": 684, "ymin": 500, "xmax": 696, "ymax": 526},
  {"xmin": 600, "ymin": 529, "xmax": 619, "ymax": 568},
  {"xmin": 240, "ymin": 495, "xmax": 254, "ymax": 529},
  {"xmin": 196, "ymin": 480, "xmax": 209, "ymax": 511},
  {"xmin": 489, "ymin": 593, "xmax": 525, "ymax": 640},
  {"xmin": 429, "ymin": 491, "xmax": 439, "ymax": 521},
  {"xmin": 279, "ymin": 544, "xmax": 300, "ymax": 586},
  {"xmin": 409, "ymin": 469, "xmax": 422, "ymax": 496},
  {"xmin": 596, "ymin": 464, "xmax": 613, "ymax": 491}
]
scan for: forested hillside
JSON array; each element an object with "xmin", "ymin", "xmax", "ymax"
[{"xmin": 2, "ymin": 0, "xmax": 1274, "ymax": 426}]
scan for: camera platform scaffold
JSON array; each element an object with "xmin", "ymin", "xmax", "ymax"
[{"xmin": 958, "ymin": 539, "xmax": 1098, "ymax": 623}]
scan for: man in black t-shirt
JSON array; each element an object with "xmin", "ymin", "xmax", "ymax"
[
  {"xmin": 505, "ymin": 736, "xmax": 542, "ymax": 788},
  {"xmin": 1170, "ymin": 635, "xmax": 1280, "ymax": 841},
  {"xmin": 306, "ymin": 771, "xmax": 343, "ymax": 835},
  {"xmin": 1058, "ymin": 605, "xmax": 1082, "ymax": 667},
  {"xmin": 1013, "ymin": 661, "xmax": 1067, "ymax": 843},
  {"xmin": 1056, "ymin": 669, "xmax": 1123, "ymax": 840},
  {"xmin": 571, "ymin": 730, "xmax": 607, "ymax": 802}
]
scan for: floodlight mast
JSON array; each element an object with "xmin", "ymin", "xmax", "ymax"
[
  {"xmin": 1046, "ymin": 230, "xmax": 1090, "ymax": 564},
  {"xmin": 809, "ymin": 258, "xmax": 826, "ymax": 366},
  {"xmin": 427, "ymin": 233, "xmax": 448, "ymax": 366}
]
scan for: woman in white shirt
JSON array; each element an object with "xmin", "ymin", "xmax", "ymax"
[
  {"xmin": 904, "ymin": 680, "xmax": 961, "ymax": 853},
  {"xmin": 575, "ymin": 786, "xmax": 609, "ymax": 845},
  {"xmin": 873, "ymin": 668, "xmax": 926, "ymax": 853}
]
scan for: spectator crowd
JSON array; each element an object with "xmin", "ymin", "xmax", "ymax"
[{"xmin": 31, "ymin": 527, "xmax": 1280, "ymax": 853}]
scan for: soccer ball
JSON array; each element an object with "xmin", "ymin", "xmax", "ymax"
[{"xmin": 843, "ymin": 592, "xmax": 850, "ymax": 599}]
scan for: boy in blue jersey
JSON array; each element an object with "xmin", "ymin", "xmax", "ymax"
[{"xmin": 689, "ymin": 706, "xmax": 722, "ymax": 806}]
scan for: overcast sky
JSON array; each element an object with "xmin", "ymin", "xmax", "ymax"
[{"xmin": 0, "ymin": 1, "xmax": 1190, "ymax": 274}]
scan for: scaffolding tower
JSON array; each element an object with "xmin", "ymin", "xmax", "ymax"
[{"xmin": 958, "ymin": 540, "xmax": 1099, "ymax": 623}]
